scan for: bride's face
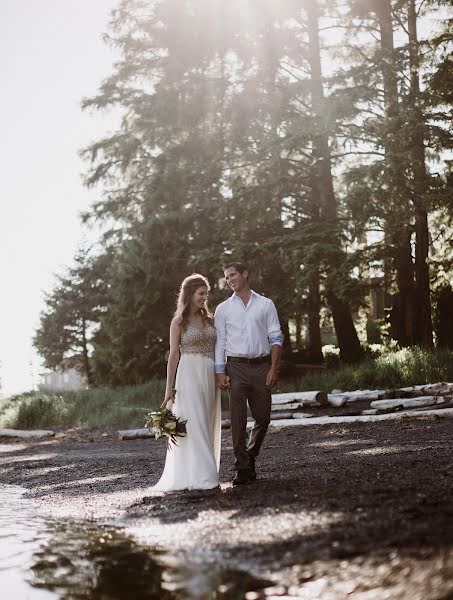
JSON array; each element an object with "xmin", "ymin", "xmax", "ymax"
[{"xmin": 190, "ymin": 286, "xmax": 208, "ymax": 311}]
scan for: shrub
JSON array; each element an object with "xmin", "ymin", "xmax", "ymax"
[{"xmin": 274, "ymin": 347, "xmax": 453, "ymax": 394}]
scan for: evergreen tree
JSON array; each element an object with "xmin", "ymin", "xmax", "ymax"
[
  {"xmin": 332, "ymin": 0, "xmax": 451, "ymax": 346},
  {"xmin": 40, "ymin": 0, "xmax": 450, "ymax": 385},
  {"xmin": 33, "ymin": 248, "xmax": 108, "ymax": 385}
]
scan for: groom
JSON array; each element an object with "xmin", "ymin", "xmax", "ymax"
[{"xmin": 214, "ymin": 262, "xmax": 283, "ymax": 485}]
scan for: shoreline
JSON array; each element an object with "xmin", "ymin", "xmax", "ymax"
[{"xmin": 1, "ymin": 419, "xmax": 453, "ymax": 598}]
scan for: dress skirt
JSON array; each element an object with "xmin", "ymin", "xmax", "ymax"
[{"xmin": 153, "ymin": 353, "xmax": 221, "ymax": 491}]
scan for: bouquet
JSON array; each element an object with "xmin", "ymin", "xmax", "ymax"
[{"xmin": 145, "ymin": 406, "xmax": 187, "ymax": 448}]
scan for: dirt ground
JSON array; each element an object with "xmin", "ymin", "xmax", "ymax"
[{"xmin": 1, "ymin": 416, "xmax": 453, "ymax": 599}]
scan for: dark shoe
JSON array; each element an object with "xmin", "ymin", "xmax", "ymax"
[
  {"xmin": 247, "ymin": 452, "xmax": 257, "ymax": 480},
  {"xmin": 232, "ymin": 470, "xmax": 252, "ymax": 486}
]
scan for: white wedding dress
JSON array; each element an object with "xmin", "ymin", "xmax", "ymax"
[{"xmin": 153, "ymin": 322, "xmax": 221, "ymax": 491}]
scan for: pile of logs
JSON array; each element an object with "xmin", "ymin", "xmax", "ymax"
[
  {"xmin": 269, "ymin": 382, "xmax": 453, "ymax": 423},
  {"xmin": 120, "ymin": 383, "xmax": 453, "ymax": 436}
]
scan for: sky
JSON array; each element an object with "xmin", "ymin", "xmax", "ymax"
[{"xmin": 0, "ymin": 0, "xmax": 119, "ymax": 395}]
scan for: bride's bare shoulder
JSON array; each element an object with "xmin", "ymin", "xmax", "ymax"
[{"xmin": 171, "ymin": 316, "xmax": 183, "ymax": 328}]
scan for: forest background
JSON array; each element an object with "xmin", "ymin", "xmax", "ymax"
[{"xmin": 33, "ymin": 0, "xmax": 452, "ymax": 389}]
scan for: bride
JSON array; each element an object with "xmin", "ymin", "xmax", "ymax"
[{"xmin": 153, "ymin": 273, "xmax": 221, "ymax": 491}]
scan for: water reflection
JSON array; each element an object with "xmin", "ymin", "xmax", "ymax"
[
  {"xmin": 30, "ymin": 522, "xmax": 175, "ymax": 599},
  {"xmin": 1, "ymin": 485, "xmax": 271, "ymax": 599},
  {"xmin": 31, "ymin": 522, "xmax": 271, "ymax": 599}
]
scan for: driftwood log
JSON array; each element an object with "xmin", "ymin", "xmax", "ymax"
[
  {"xmin": 272, "ymin": 391, "xmax": 328, "ymax": 406},
  {"xmin": 0, "ymin": 428, "xmax": 55, "ymax": 439},
  {"xmin": 370, "ymin": 396, "xmax": 443, "ymax": 410},
  {"xmin": 117, "ymin": 428, "xmax": 153, "ymax": 440}
]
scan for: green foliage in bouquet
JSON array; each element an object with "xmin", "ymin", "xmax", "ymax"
[{"xmin": 145, "ymin": 408, "xmax": 187, "ymax": 447}]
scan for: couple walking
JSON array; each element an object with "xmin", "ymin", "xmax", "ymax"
[{"xmin": 153, "ymin": 262, "xmax": 283, "ymax": 491}]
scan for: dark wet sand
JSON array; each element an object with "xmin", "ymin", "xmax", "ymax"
[{"xmin": 1, "ymin": 417, "xmax": 452, "ymax": 599}]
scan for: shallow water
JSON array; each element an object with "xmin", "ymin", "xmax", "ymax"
[{"xmin": 0, "ymin": 485, "xmax": 271, "ymax": 599}]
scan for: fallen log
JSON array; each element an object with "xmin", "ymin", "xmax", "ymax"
[
  {"xmin": 370, "ymin": 396, "xmax": 442, "ymax": 410},
  {"xmin": 117, "ymin": 428, "xmax": 153, "ymax": 440},
  {"xmin": 328, "ymin": 390, "xmax": 387, "ymax": 405},
  {"xmin": 361, "ymin": 406, "xmax": 405, "ymax": 415},
  {"xmin": 293, "ymin": 412, "xmax": 315, "ymax": 419},
  {"xmin": 0, "ymin": 428, "xmax": 55, "ymax": 439},
  {"xmin": 271, "ymin": 402, "xmax": 303, "ymax": 411},
  {"xmin": 271, "ymin": 391, "xmax": 328, "ymax": 406},
  {"xmin": 260, "ymin": 406, "xmax": 453, "ymax": 429},
  {"xmin": 328, "ymin": 396, "xmax": 348, "ymax": 408},
  {"xmin": 389, "ymin": 383, "xmax": 453, "ymax": 398},
  {"xmin": 270, "ymin": 412, "xmax": 295, "ymax": 420},
  {"xmin": 375, "ymin": 405, "xmax": 405, "ymax": 414},
  {"xmin": 412, "ymin": 401, "xmax": 453, "ymax": 412}
]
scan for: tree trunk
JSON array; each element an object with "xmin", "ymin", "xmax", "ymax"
[
  {"xmin": 281, "ymin": 318, "xmax": 293, "ymax": 358},
  {"xmin": 307, "ymin": 270, "xmax": 323, "ymax": 363},
  {"xmin": 408, "ymin": 0, "xmax": 433, "ymax": 347},
  {"xmin": 393, "ymin": 228, "xmax": 416, "ymax": 345},
  {"xmin": 414, "ymin": 208, "xmax": 433, "ymax": 345},
  {"xmin": 375, "ymin": 0, "xmax": 417, "ymax": 346},
  {"xmin": 81, "ymin": 317, "xmax": 93, "ymax": 386},
  {"xmin": 306, "ymin": 2, "xmax": 362, "ymax": 362},
  {"xmin": 326, "ymin": 292, "xmax": 364, "ymax": 363}
]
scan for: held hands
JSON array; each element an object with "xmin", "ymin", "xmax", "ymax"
[
  {"xmin": 216, "ymin": 373, "xmax": 230, "ymax": 390},
  {"xmin": 265, "ymin": 366, "xmax": 279, "ymax": 389}
]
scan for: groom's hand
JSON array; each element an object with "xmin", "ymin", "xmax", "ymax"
[
  {"xmin": 216, "ymin": 374, "xmax": 230, "ymax": 390},
  {"xmin": 265, "ymin": 366, "xmax": 279, "ymax": 389}
]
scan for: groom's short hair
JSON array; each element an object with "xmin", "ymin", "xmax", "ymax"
[{"xmin": 224, "ymin": 261, "xmax": 248, "ymax": 275}]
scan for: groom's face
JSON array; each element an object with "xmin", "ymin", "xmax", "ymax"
[{"xmin": 224, "ymin": 267, "xmax": 248, "ymax": 293}]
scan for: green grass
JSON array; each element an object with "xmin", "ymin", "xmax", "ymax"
[
  {"xmin": 274, "ymin": 347, "xmax": 453, "ymax": 394},
  {"xmin": 0, "ymin": 381, "xmax": 165, "ymax": 430},
  {"xmin": 2, "ymin": 348, "xmax": 452, "ymax": 430}
]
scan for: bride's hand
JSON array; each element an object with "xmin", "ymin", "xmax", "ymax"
[{"xmin": 161, "ymin": 390, "xmax": 175, "ymax": 408}]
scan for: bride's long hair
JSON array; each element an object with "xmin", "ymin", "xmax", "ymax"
[{"xmin": 175, "ymin": 274, "xmax": 214, "ymax": 331}]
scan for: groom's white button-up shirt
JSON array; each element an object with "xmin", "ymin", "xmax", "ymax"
[{"xmin": 214, "ymin": 290, "xmax": 284, "ymax": 374}]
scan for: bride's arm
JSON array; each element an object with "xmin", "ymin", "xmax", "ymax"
[{"xmin": 164, "ymin": 317, "xmax": 181, "ymax": 404}]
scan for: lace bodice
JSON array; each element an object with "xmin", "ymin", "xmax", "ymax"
[{"xmin": 180, "ymin": 322, "xmax": 216, "ymax": 358}]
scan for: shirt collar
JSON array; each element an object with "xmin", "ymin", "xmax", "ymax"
[{"xmin": 230, "ymin": 289, "xmax": 257, "ymax": 302}]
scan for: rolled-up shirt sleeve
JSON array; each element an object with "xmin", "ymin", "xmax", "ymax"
[
  {"xmin": 214, "ymin": 305, "xmax": 227, "ymax": 373},
  {"xmin": 267, "ymin": 300, "xmax": 284, "ymax": 347}
]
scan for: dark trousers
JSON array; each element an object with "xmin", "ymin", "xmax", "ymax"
[{"xmin": 226, "ymin": 361, "xmax": 272, "ymax": 472}]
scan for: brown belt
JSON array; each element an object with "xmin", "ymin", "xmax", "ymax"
[{"xmin": 227, "ymin": 355, "xmax": 270, "ymax": 365}]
